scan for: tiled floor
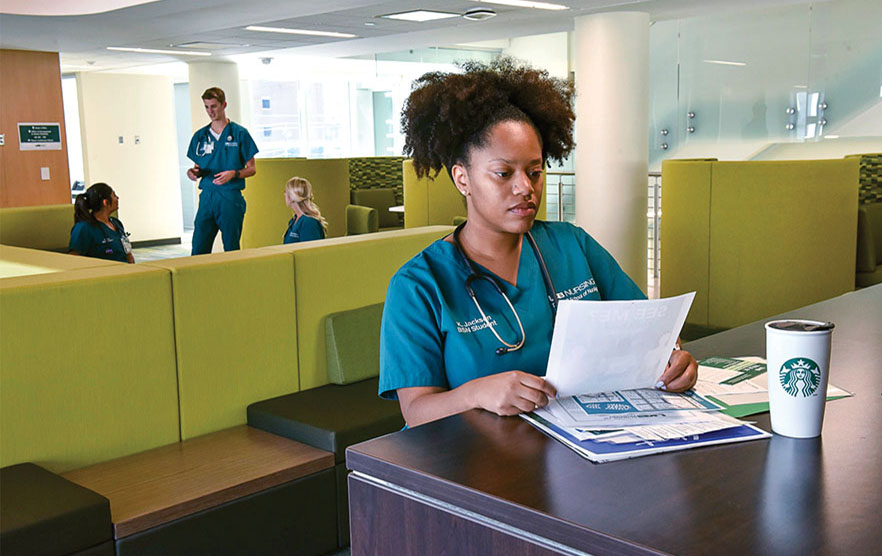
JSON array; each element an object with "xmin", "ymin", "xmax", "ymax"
[{"xmin": 134, "ymin": 230, "xmax": 192, "ymax": 262}]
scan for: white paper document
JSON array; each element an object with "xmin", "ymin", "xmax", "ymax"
[{"xmin": 544, "ymin": 292, "xmax": 695, "ymax": 396}]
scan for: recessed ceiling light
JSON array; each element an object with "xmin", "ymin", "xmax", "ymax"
[
  {"xmin": 380, "ymin": 10, "xmax": 459, "ymax": 22},
  {"xmin": 703, "ymin": 59, "xmax": 747, "ymax": 66},
  {"xmin": 106, "ymin": 47, "xmax": 211, "ymax": 56},
  {"xmin": 245, "ymin": 26, "xmax": 357, "ymax": 38},
  {"xmin": 463, "ymin": 7, "xmax": 497, "ymax": 21},
  {"xmin": 364, "ymin": 22, "xmax": 376, "ymax": 26},
  {"xmin": 468, "ymin": 0, "xmax": 568, "ymax": 10}
]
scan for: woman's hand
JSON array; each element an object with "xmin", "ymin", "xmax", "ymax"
[
  {"xmin": 657, "ymin": 349, "xmax": 698, "ymax": 392},
  {"xmin": 397, "ymin": 371, "xmax": 557, "ymax": 427},
  {"xmin": 467, "ymin": 371, "xmax": 557, "ymax": 416}
]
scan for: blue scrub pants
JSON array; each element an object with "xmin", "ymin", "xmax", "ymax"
[{"xmin": 191, "ymin": 188, "xmax": 246, "ymax": 255}]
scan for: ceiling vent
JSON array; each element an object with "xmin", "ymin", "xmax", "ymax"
[{"xmin": 463, "ymin": 7, "xmax": 497, "ymax": 21}]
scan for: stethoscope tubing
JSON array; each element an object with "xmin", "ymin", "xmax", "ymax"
[{"xmin": 451, "ymin": 221, "xmax": 557, "ymax": 355}]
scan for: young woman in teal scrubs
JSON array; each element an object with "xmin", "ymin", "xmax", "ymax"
[
  {"xmin": 283, "ymin": 176, "xmax": 327, "ymax": 244},
  {"xmin": 69, "ymin": 182, "xmax": 134, "ymax": 263},
  {"xmin": 379, "ymin": 58, "xmax": 698, "ymax": 427}
]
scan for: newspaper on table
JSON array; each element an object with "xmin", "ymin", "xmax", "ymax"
[
  {"xmin": 523, "ymin": 295, "xmax": 771, "ymax": 463},
  {"xmin": 694, "ymin": 356, "xmax": 852, "ymax": 416}
]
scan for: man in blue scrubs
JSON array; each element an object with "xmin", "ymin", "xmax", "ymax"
[{"xmin": 187, "ymin": 87, "xmax": 259, "ymax": 255}]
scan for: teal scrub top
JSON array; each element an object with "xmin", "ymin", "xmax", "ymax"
[
  {"xmin": 187, "ymin": 121, "xmax": 258, "ymax": 196},
  {"xmin": 68, "ymin": 217, "xmax": 129, "ymax": 263},
  {"xmin": 284, "ymin": 215, "xmax": 325, "ymax": 244},
  {"xmin": 379, "ymin": 220, "xmax": 646, "ymax": 400}
]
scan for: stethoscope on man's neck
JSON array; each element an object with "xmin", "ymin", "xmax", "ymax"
[{"xmin": 451, "ymin": 221, "xmax": 558, "ymax": 356}]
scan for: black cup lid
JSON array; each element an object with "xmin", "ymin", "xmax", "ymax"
[{"xmin": 767, "ymin": 320, "xmax": 835, "ymax": 332}]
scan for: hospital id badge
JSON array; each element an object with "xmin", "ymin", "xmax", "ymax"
[
  {"xmin": 121, "ymin": 234, "xmax": 132, "ymax": 255},
  {"xmin": 204, "ymin": 141, "xmax": 214, "ymax": 154}
]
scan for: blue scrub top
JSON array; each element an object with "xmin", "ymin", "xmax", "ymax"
[
  {"xmin": 283, "ymin": 215, "xmax": 325, "ymax": 244},
  {"xmin": 379, "ymin": 220, "xmax": 646, "ymax": 400},
  {"xmin": 68, "ymin": 217, "xmax": 129, "ymax": 263},
  {"xmin": 187, "ymin": 121, "xmax": 258, "ymax": 196}
]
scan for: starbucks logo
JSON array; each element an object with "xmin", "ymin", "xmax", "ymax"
[{"xmin": 779, "ymin": 358, "xmax": 821, "ymax": 397}]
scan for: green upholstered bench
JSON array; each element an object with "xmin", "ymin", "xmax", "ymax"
[
  {"xmin": 62, "ymin": 426, "xmax": 337, "ymax": 556},
  {"xmin": 856, "ymin": 202, "xmax": 882, "ymax": 288},
  {"xmin": 345, "ymin": 204, "xmax": 378, "ymax": 235},
  {"xmin": 0, "ymin": 463, "xmax": 114, "ymax": 556},
  {"xmin": 350, "ymin": 188, "xmax": 402, "ymax": 231},
  {"xmin": 247, "ymin": 303, "xmax": 404, "ymax": 547},
  {"xmin": 0, "ymin": 204, "xmax": 74, "ymax": 252}
]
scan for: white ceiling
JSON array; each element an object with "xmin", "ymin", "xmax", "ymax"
[{"xmin": 0, "ymin": 0, "xmax": 824, "ymax": 72}]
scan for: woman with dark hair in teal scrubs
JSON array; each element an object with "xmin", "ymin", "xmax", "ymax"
[
  {"xmin": 379, "ymin": 58, "xmax": 698, "ymax": 427},
  {"xmin": 69, "ymin": 182, "xmax": 134, "ymax": 263}
]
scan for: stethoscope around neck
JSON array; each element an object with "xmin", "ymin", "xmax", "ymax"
[{"xmin": 451, "ymin": 221, "xmax": 558, "ymax": 356}]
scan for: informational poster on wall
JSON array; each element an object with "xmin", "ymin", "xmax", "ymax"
[{"xmin": 18, "ymin": 122, "xmax": 62, "ymax": 150}]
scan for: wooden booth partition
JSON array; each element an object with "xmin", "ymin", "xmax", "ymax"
[{"xmin": 0, "ymin": 50, "xmax": 71, "ymax": 207}]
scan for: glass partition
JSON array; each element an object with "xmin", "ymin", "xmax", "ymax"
[{"xmin": 649, "ymin": 0, "xmax": 882, "ymax": 169}]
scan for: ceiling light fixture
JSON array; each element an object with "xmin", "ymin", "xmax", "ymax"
[
  {"xmin": 244, "ymin": 26, "xmax": 357, "ymax": 38},
  {"xmin": 380, "ymin": 10, "xmax": 459, "ymax": 22},
  {"xmin": 463, "ymin": 7, "xmax": 497, "ymax": 21},
  {"xmin": 106, "ymin": 46, "xmax": 211, "ymax": 56},
  {"xmin": 468, "ymin": 0, "xmax": 569, "ymax": 10},
  {"xmin": 702, "ymin": 59, "xmax": 747, "ymax": 66}
]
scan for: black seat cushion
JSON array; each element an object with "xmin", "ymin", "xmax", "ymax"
[
  {"xmin": 0, "ymin": 463, "xmax": 112, "ymax": 556},
  {"xmin": 247, "ymin": 377, "xmax": 404, "ymax": 464}
]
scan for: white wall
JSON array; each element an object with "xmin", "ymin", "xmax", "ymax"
[
  {"xmin": 77, "ymin": 72, "xmax": 183, "ymax": 242},
  {"xmin": 752, "ymin": 136, "xmax": 882, "ymax": 160},
  {"xmin": 503, "ymin": 32, "xmax": 569, "ymax": 79}
]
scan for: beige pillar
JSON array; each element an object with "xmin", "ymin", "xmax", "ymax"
[
  {"xmin": 187, "ymin": 61, "xmax": 241, "ymax": 131},
  {"xmin": 574, "ymin": 12, "xmax": 650, "ymax": 292}
]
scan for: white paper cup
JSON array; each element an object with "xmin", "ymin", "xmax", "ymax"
[{"xmin": 764, "ymin": 319, "xmax": 834, "ymax": 438}]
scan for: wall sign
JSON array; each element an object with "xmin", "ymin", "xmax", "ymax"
[{"xmin": 18, "ymin": 122, "xmax": 62, "ymax": 150}]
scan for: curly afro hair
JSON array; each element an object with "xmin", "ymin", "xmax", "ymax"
[{"xmin": 401, "ymin": 56, "xmax": 575, "ymax": 179}]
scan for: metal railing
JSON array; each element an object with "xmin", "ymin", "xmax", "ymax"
[
  {"xmin": 545, "ymin": 171, "xmax": 575, "ymax": 223},
  {"xmin": 647, "ymin": 172, "xmax": 662, "ymax": 279},
  {"xmin": 546, "ymin": 171, "xmax": 662, "ymax": 281}
]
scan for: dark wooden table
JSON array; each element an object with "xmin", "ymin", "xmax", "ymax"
[{"xmin": 347, "ymin": 285, "xmax": 882, "ymax": 556}]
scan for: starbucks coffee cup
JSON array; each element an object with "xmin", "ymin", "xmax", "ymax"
[{"xmin": 764, "ymin": 319, "xmax": 834, "ymax": 438}]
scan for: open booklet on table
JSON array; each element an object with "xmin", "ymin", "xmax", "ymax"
[{"xmin": 523, "ymin": 295, "xmax": 771, "ymax": 463}]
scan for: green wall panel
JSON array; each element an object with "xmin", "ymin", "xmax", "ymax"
[
  {"xmin": 289, "ymin": 227, "xmax": 452, "ymax": 390},
  {"xmin": 659, "ymin": 160, "xmax": 713, "ymax": 326},
  {"xmin": 146, "ymin": 248, "xmax": 299, "ymax": 439},
  {"xmin": 0, "ymin": 266, "xmax": 179, "ymax": 472}
]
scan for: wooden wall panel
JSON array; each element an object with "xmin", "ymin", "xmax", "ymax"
[{"xmin": 0, "ymin": 49, "xmax": 71, "ymax": 207}]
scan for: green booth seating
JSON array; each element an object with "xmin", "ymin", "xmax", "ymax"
[
  {"xmin": 350, "ymin": 188, "xmax": 402, "ymax": 230},
  {"xmin": 856, "ymin": 202, "xmax": 882, "ymax": 287},
  {"xmin": 248, "ymin": 303, "xmax": 405, "ymax": 548},
  {"xmin": 660, "ymin": 158, "xmax": 859, "ymax": 329},
  {"xmin": 287, "ymin": 225, "xmax": 453, "ymax": 392},
  {"xmin": 0, "ymin": 264, "xmax": 180, "ymax": 473},
  {"xmin": 0, "ymin": 463, "xmax": 114, "ymax": 556},
  {"xmin": 0, "ymin": 204, "xmax": 74, "ymax": 252},
  {"xmin": 345, "ymin": 204, "xmax": 378, "ymax": 235},
  {"xmin": 144, "ymin": 247, "xmax": 300, "ymax": 440},
  {"xmin": 242, "ymin": 158, "xmax": 351, "ymax": 248}
]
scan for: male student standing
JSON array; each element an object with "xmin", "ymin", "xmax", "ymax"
[{"xmin": 186, "ymin": 87, "xmax": 259, "ymax": 254}]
